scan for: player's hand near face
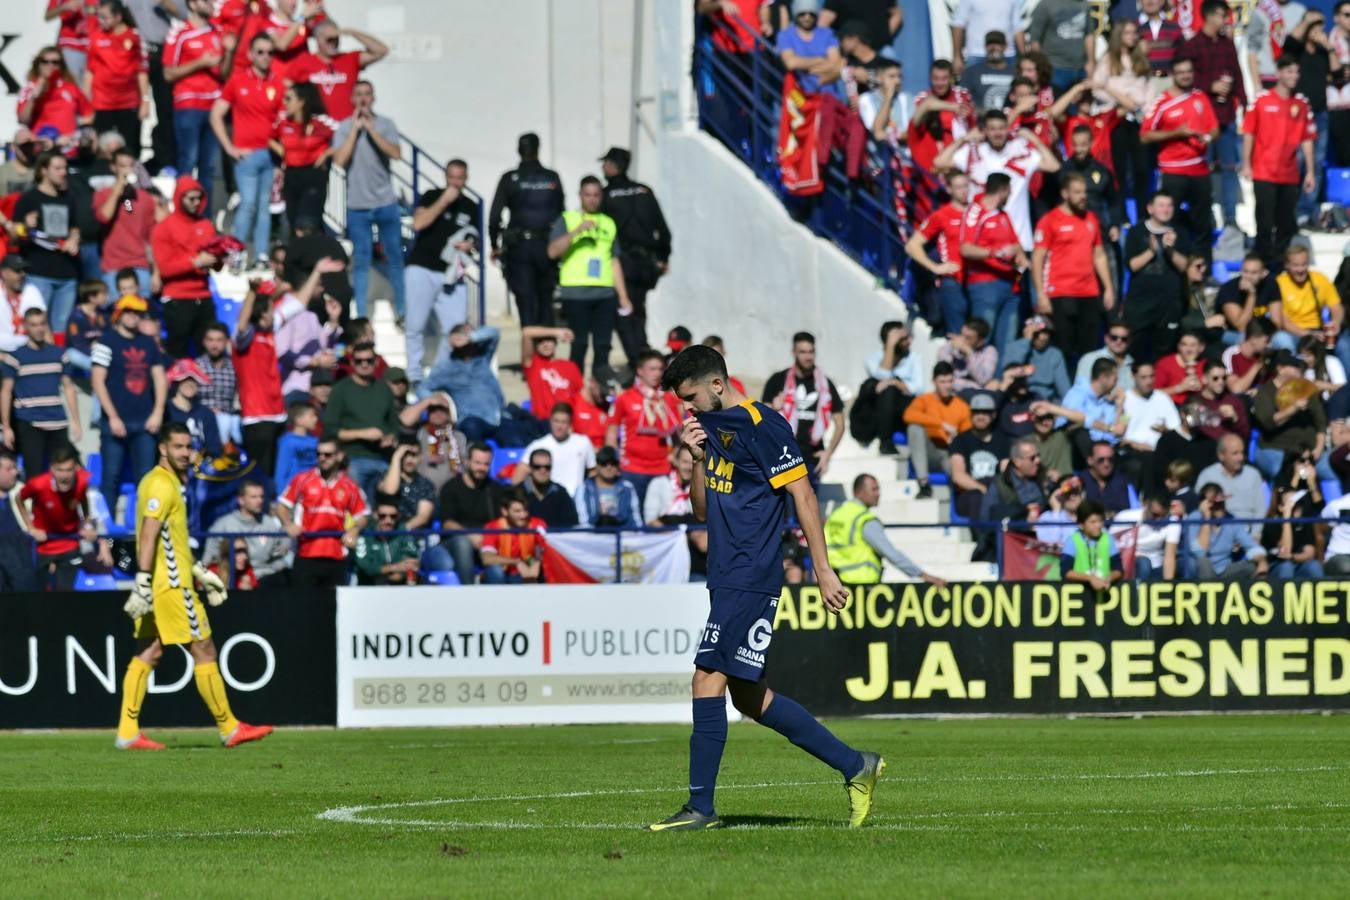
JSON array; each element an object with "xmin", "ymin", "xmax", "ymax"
[{"xmin": 680, "ymin": 418, "xmax": 706, "ymax": 461}]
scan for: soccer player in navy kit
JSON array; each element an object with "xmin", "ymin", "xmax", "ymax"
[{"xmin": 648, "ymin": 346, "xmax": 884, "ymax": 832}]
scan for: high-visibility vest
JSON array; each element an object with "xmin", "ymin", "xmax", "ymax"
[
  {"xmin": 558, "ymin": 209, "xmax": 617, "ymax": 288},
  {"xmin": 1068, "ymin": 529, "xmax": 1112, "ymax": 578},
  {"xmin": 825, "ymin": 499, "xmax": 882, "ymax": 584}
]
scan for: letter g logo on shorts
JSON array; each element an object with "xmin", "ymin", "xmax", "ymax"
[{"xmin": 747, "ymin": 618, "xmax": 773, "ymax": 652}]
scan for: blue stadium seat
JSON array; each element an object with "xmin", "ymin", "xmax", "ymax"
[
  {"xmin": 86, "ymin": 451, "xmax": 102, "ymax": 485},
  {"xmin": 949, "ymin": 491, "xmax": 969, "ymax": 526},
  {"xmin": 490, "ymin": 445, "xmax": 525, "ymax": 482},
  {"xmin": 119, "ymin": 484, "xmax": 137, "ymax": 529},
  {"xmin": 1326, "ymin": 168, "xmax": 1350, "ymax": 206},
  {"xmin": 1127, "ymin": 483, "xmax": 1139, "ymax": 510},
  {"xmin": 424, "ymin": 570, "xmax": 461, "ymax": 586},
  {"xmin": 1322, "ymin": 479, "xmax": 1344, "ymax": 503},
  {"xmin": 75, "ymin": 570, "xmax": 118, "ymax": 591}
]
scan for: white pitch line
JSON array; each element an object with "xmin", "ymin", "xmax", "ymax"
[{"xmin": 315, "ymin": 766, "xmax": 1348, "ymax": 830}]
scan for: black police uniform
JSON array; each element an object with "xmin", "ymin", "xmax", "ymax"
[
  {"xmin": 488, "ymin": 160, "xmax": 564, "ymax": 327},
  {"xmin": 602, "ymin": 173, "xmax": 671, "ymax": 365}
]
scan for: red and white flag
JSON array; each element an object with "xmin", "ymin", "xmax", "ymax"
[
  {"xmin": 542, "ymin": 531, "xmax": 692, "ymax": 584},
  {"xmin": 778, "ymin": 72, "xmax": 824, "ymax": 197}
]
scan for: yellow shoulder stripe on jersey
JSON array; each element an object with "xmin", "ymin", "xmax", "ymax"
[
  {"xmin": 737, "ymin": 398, "xmax": 762, "ymax": 425},
  {"xmin": 769, "ymin": 464, "xmax": 807, "ymax": 489}
]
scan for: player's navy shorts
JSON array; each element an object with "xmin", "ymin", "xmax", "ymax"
[{"xmin": 694, "ymin": 589, "xmax": 778, "ymax": 682}]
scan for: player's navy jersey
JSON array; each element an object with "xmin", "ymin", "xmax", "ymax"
[{"xmin": 696, "ymin": 399, "xmax": 807, "ymax": 593}]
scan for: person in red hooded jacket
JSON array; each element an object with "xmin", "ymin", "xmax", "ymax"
[{"xmin": 151, "ymin": 176, "xmax": 223, "ymax": 359}]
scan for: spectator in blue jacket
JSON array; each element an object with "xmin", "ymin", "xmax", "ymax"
[
  {"xmin": 1000, "ymin": 316, "xmax": 1070, "ymax": 401},
  {"xmin": 423, "ymin": 324, "xmax": 505, "ymax": 442},
  {"xmin": 1184, "ymin": 482, "xmax": 1270, "ymax": 580},
  {"xmin": 274, "ymin": 402, "xmax": 320, "ymax": 498},
  {"xmin": 576, "ymin": 445, "xmax": 642, "ymax": 528}
]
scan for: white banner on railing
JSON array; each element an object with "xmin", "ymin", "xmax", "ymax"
[
  {"xmin": 541, "ymin": 530, "xmax": 691, "ymax": 583},
  {"xmin": 336, "ymin": 584, "xmax": 728, "ymax": 727}
]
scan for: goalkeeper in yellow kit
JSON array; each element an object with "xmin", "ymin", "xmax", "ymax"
[{"xmin": 115, "ymin": 423, "xmax": 273, "ymax": 750}]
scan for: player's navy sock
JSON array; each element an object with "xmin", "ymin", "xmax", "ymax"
[
  {"xmin": 687, "ymin": 697, "xmax": 727, "ymax": 815},
  {"xmin": 759, "ymin": 693, "xmax": 864, "ymax": 777}
]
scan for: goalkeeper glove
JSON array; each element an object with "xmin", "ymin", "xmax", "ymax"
[
  {"xmin": 123, "ymin": 572, "xmax": 153, "ymax": 619},
  {"xmin": 193, "ymin": 561, "xmax": 228, "ymax": 607}
]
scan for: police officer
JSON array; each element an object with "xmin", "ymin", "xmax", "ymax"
[
  {"xmin": 547, "ymin": 176, "xmax": 633, "ymax": 379},
  {"xmin": 599, "ymin": 147, "xmax": 671, "ymax": 367},
  {"xmin": 489, "ymin": 133, "xmax": 565, "ymax": 327}
]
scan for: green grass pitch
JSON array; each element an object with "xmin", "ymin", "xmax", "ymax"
[{"xmin": 5, "ymin": 715, "xmax": 1350, "ymax": 897}]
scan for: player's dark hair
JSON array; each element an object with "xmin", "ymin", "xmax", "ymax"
[
  {"xmin": 373, "ymin": 492, "xmax": 400, "ymax": 510},
  {"xmin": 250, "ymin": 30, "xmax": 275, "ymax": 49},
  {"xmin": 549, "ymin": 401, "xmax": 574, "ymax": 418},
  {"xmin": 1148, "ymin": 189, "xmax": 1174, "ymax": 206},
  {"xmin": 78, "ymin": 279, "xmax": 107, "ymax": 303},
  {"xmin": 1076, "ymin": 498, "xmax": 1106, "ymax": 524},
  {"xmin": 851, "ymin": 473, "xmax": 876, "ymax": 493},
  {"xmin": 351, "ymin": 340, "xmax": 376, "ymax": 356},
  {"xmin": 49, "ymin": 444, "xmax": 80, "ymax": 468},
  {"xmin": 579, "ymin": 175, "xmax": 603, "ymax": 191},
  {"xmin": 115, "ymin": 267, "xmax": 139, "ymax": 287},
  {"xmin": 933, "ymin": 361, "xmax": 955, "ymax": 378},
  {"xmin": 467, "ymin": 441, "xmax": 493, "ymax": 459},
  {"xmin": 200, "ymin": 321, "xmax": 229, "ymax": 340},
  {"xmin": 1205, "ymin": 360, "xmax": 1227, "ymax": 376},
  {"xmin": 661, "ymin": 344, "xmax": 729, "ymax": 392},
  {"xmin": 286, "ymin": 401, "xmax": 315, "ymax": 424},
  {"xmin": 985, "ymin": 172, "xmax": 1012, "ymax": 195},
  {"xmin": 981, "ymin": 108, "xmax": 1007, "ymax": 127},
  {"xmin": 345, "ymin": 318, "xmax": 374, "ymax": 344},
  {"xmin": 1276, "ymin": 54, "xmax": 1300, "ymax": 71},
  {"xmin": 930, "ymin": 59, "xmax": 953, "ymax": 74},
  {"xmin": 1181, "ymin": 328, "xmax": 1207, "ymax": 344},
  {"xmin": 447, "ymin": 157, "xmax": 468, "ymax": 172},
  {"xmin": 529, "ymin": 448, "xmax": 552, "ymax": 466},
  {"xmin": 1339, "ymin": 0, "xmax": 1350, "ymax": 16},
  {"xmin": 517, "ymin": 132, "xmax": 540, "ymax": 159},
  {"xmin": 1198, "ymin": 481, "xmax": 1223, "ymax": 499},
  {"xmin": 238, "ymin": 479, "xmax": 265, "ymax": 496},
  {"xmin": 1060, "ymin": 171, "xmax": 1087, "ymax": 191},
  {"xmin": 1090, "ymin": 358, "xmax": 1118, "ymax": 381},
  {"xmin": 1200, "ymin": 0, "xmax": 1227, "ymax": 18},
  {"xmin": 1071, "ymin": 124, "xmax": 1093, "ymax": 139},
  {"xmin": 1008, "ymin": 76, "xmax": 1036, "ymax": 94},
  {"xmin": 792, "ymin": 331, "xmax": 815, "ymax": 346},
  {"xmin": 159, "ymin": 421, "xmax": 191, "ymax": 442},
  {"xmin": 1130, "ymin": 359, "xmax": 1152, "ymax": 376},
  {"xmin": 1170, "ymin": 55, "xmax": 1193, "ymax": 72},
  {"xmin": 701, "ymin": 334, "xmax": 725, "ymax": 351},
  {"xmin": 500, "ymin": 486, "xmax": 528, "ymax": 509},
  {"xmin": 288, "ymin": 80, "xmax": 327, "ymax": 123},
  {"xmin": 964, "ymin": 317, "xmax": 990, "ymax": 340}
]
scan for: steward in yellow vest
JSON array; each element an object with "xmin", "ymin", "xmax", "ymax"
[
  {"xmin": 824, "ymin": 475, "xmax": 946, "ymax": 588},
  {"xmin": 547, "ymin": 175, "xmax": 633, "ymax": 377}
]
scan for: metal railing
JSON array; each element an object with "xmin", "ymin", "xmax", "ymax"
[
  {"xmin": 324, "ymin": 132, "xmax": 488, "ymax": 326},
  {"xmin": 692, "ymin": 14, "xmax": 941, "ymax": 300}
]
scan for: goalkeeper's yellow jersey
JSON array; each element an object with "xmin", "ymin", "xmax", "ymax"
[{"xmin": 136, "ymin": 465, "xmax": 199, "ymax": 605}]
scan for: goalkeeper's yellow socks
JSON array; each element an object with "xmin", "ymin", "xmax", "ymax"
[
  {"xmin": 117, "ymin": 657, "xmax": 152, "ymax": 741},
  {"xmin": 194, "ymin": 661, "xmax": 240, "ymax": 736}
]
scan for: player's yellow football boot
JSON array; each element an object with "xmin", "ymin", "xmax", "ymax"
[
  {"xmin": 647, "ymin": 806, "xmax": 722, "ymax": 832},
  {"xmin": 222, "ymin": 722, "xmax": 274, "ymax": 748},
  {"xmin": 845, "ymin": 751, "xmax": 886, "ymax": 828}
]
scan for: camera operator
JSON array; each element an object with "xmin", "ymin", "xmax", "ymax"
[{"xmin": 92, "ymin": 146, "xmax": 157, "ymax": 297}]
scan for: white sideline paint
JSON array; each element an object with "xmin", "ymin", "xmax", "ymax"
[{"xmin": 315, "ymin": 766, "xmax": 1345, "ymax": 830}]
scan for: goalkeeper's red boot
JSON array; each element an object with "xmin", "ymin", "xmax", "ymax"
[
  {"xmin": 115, "ymin": 733, "xmax": 166, "ymax": 750},
  {"xmin": 222, "ymin": 722, "xmax": 274, "ymax": 748}
]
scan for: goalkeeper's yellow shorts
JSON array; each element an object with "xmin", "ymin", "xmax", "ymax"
[{"xmin": 133, "ymin": 586, "xmax": 212, "ymax": 645}]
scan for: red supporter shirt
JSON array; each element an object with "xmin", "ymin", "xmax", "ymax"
[
  {"xmin": 610, "ymin": 386, "xmax": 680, "ymax": 475},
  {"xmin": 916, "ymin": 202, "xmax": 966, "ymax": 285},
  {"xmin": 279, "ymin": 469, "xmax": 369, "ymax": 560},
  {"xmin": 272, "ymin": 115, "xmax": 335, "ymax": 166},
  {"xmin": 523, "ymin": 353, "xmax": 583, "ymax": 420},
  {"xmin": 49, "ymin": 0, "xmax": 93, "ymax": 51},
  {"xmin": 1034, "ymin": 207, "xmax": 1102, "ymax": 298},
  {"xmin": 709, "ymin": 0, "xmax": 762, "ymax": 51},
  {"xmin": 20, "ymin": 468, "xmax": 91, "ymax": 557},
  {"xmin": 907, "ymin": 86, "xmax": 974, "ymax": 172},
  {"xmin": 1142, "ymin": 89, "xmax": 1218, "ymax": 177},
  {"xmin": 219, "ymin": 68, "xmax": 285, "ymax": 150},
  {"xmin": 164, "ymin": 23, "xmax": 224, "ymax": 111},
  {"xmin": 93, "ymin": 186, "xmax": 157, "ymax": 271},
  {"xmin": 1222, "ymin": 345, "xmax": 1264, "ymax": 386},
  {"xmin": 481, "ymin": 515, "xmax": 547, "ymax": 575},
  {"xmin": 17, "ymin": 77, "xmax": 92, "ymax": 138},
  {"xmin": 87, "ymin": 25, "xmax": 148, "ymax": 111},
  {"xmin": 959, "ymin": 198, "xmax": 1020, "ymax": 285},
  {"xmin": 572, "ymin": 395, "xmax": 611, "ymax": 448},
  {"xmin": 287, "ymin": 51, "xmax": 363, "ymax": 121},
  {"xmin": 1242, "ymin": 89, "xmax": 1316, "ymax": 185},
  {"xmin": 1154, "ymin": 353, "xmax": 1203, "ymax": 404},
  {"xmin": 234, "ymin": 323, "xmax": 286, "ymax": 421}
]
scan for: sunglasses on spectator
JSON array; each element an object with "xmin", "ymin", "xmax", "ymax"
[
  {"xmin": 1107, "ymin": 333, "xmax": 1129, "ymax": 342},
  {"xmin": 317, "ymin": 450, "xmax": 337, "ymax": 458},
  {"xmin": 323, "ymin": 36, "xmax": 340, "ymax": 44},
  {"xmin": 352, "ymin": 356, "xmax": 376, "ymax": 365},
  {"xmin": 376, "ymin": 512, "xmax": 398, "ymax": 520},
  {"xmin": 40, "ymin": 57, "xmax": 61, "ymax": 65},
  {"xmin": 599, "ymin": 460, "xmax": 619, "ymax": 466},
  {"xmin": 1092, "ymin": 455, "xmax": 1113, "ymax": 464},
  {"xmin": 531, "ymin": 463, "xmax": 552, "ymax": 470}
]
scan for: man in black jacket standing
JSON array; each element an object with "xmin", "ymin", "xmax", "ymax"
[
  {"xmin": 600, "ymin": 147, "xmax": 671, "ymax": 368},
  {"xmin": 489, "ymin": 133, "xmax": 565, "ymax": 328}
]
